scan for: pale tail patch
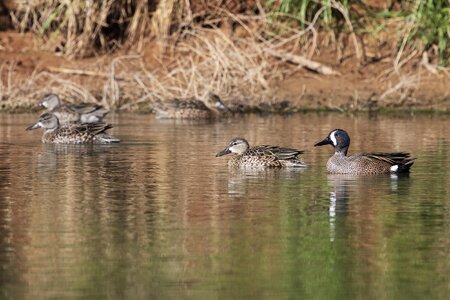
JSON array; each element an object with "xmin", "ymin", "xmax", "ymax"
[{"xmin": 390, "ymin": 165, "xmax": 399, "ymax": 172}]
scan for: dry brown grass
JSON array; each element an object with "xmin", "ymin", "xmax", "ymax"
[
  {"xmin": 0, "ymin": 61, "xmax": 101, "ymax": 111},
  {"xmin": 135, "ymin": 27, "xmax": 278, "ymax": 105},
  {"xmin": 10, "ymin": 0, "xmax": 152, "ymax": 58},
  {"xmin": 3, "ymin": 2, "xmax": 447, "ymax": 112},
  {"xmin": 0, "ymin": 61, "xmax": 41, "ymax": 111},
  {"xmin": 103, "ymin": 25, "xmax": 289, "ymax": 110},
  {"xmin": 0, "ymin": 24, "xmax": 290, "ymax": 111},
  {"xmin": 4, "ymin": 1, "xmax": 297, "ymax": 111},
  {"xmin": 2, "ymin": 16, "xmax": 438, "ymax": 113}
]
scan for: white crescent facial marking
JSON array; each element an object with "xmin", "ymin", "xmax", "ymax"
[
  {"xmin": 390, "ymin": 165, "xmax": 399, "ymax": 172},
  {"xmin": 329, "ymin": 131, "xmax": 337, "ymax": 146}
]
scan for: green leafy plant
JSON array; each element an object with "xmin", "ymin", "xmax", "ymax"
[
  {"xmin": 265, "ymin": 0, "xmax": 357, "ymax": 30},
  {"xmin": 407, "ymin": 0, "xmax": 449, "ymax": 65}
]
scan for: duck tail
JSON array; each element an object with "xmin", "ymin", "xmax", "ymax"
[{"xmin": 392, "ymin": 157, "xmax": 416, "ymax": 173}]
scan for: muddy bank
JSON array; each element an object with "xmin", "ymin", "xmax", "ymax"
[{"xmin": 1, "ymin": 31, "xmax": 449, "ymax": 113}]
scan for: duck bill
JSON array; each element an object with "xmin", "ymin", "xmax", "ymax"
[
  {"xmin": 216, "ymin": 147, "xmax": 231, "ymax": 157},
  {"xmin": 216, "ymin": 102, "xmax": 229, "ymax": 112},
  {"xmin": 314, "ymin": 137, "xmax": 332, "ymax": 147},
  {"xmin": 34, "ymin": 102, "xmax": 45, "ymax": 111},
  {"xmin": 26, "ymin": 122, "xmax": 41, "ymax": 131}
]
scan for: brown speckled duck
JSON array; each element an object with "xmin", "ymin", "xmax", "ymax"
[
  {"xmin": 26, "ymin": 113, "xmax": 120, "ymax": 144},
  {"xmin": 216, "ymin": 137, "xmax": 306, "ymax": 168},
  {"xmin": 37, "ymin": 93, "xmax": 109, "ymax": 124},
  {"xmin": 152, "ymin": 93, "xmax": 228, "ymax": 119},
  {"xmin": 314, "ymin": 129, "xmax": 415, "ymax": 175}
]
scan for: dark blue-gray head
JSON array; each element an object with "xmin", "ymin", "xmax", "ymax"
[{"xmin": 314, "ymin": 129, "xmax": 351, "ymax": 155}]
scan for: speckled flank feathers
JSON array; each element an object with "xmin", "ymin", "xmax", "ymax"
[
  {"xmin": 315, "ymin": 129, "xmax": 415, "ymax": 175},
  {"xmin": 41, "ymin": 123, "xmax": 119, "ymax": 144},
  {"xmin": 152, "ymin": 93, "xmax": 228, "ymax": 119},
  {"xmin": 37, "ymin": 93, "xmax": 109, "ymax": 124},
  {"xmin": 26, "ymin": 113, "xmax": 120, "ymax": 144},
  {"xmin": 216, "ymin": 137, "xmax": 307, "ymax": 168}
]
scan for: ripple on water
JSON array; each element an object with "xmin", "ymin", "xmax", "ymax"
[{"xmin": 0, "ymin": 113, "xmax": 449, "ymax": 299}]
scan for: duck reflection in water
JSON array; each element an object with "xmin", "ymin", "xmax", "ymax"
[
  {"xmin": 34, "ymin": 144, "xmax": 118, "ymax": 172},
  {"xmin": 327, "ymin": 174, "xmax": 411, "ymax": 242},
  {"xmin": 225, "ymin": 167, "xmax": 306, "ymax": 198}
]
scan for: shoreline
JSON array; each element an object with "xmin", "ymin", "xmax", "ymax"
[
  {"xmin": 1, "ymin": 30, "xmax": 449, "ymax": 114},
  {"xmin": 3, "ymin": 105, "xmax": 450, "ymax": 115}
]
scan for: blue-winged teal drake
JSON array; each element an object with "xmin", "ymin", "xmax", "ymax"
[
  {"xmin": 152, "ymin": 92, "xmax": 228, "ymax": 119},
  {"xmin": 216, "ymin": 137, "xmax": 307, "ymax": 168},
  {"xmin": 37, "ymin": 93, "xmax": 109, "ymax": 124},
  {"xmin": 314, "ymin": 129, "xmax": 415, "ymax": 175},
  {"xmin": 26, "ymin": 113, "xmax": 120, "ymax": 144}
]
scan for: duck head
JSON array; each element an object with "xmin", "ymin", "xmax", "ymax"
[
  {"xmin": 26, "ymin": 113, "xmax": 60, "ymax": 131},
  {"xmin": 216, "ymin": 137, "xmax": 250, "ymax": 157},
  {"xmin": 204, "ymin": 92, "xmax": 229, "ymax": 113},
  {"xmin": 314, "ymin": 129, "xmax": 350, "ymax": 155},
  {"xmin": 36, "ymin": 93, "xmax": 61, "ymax": 110}
]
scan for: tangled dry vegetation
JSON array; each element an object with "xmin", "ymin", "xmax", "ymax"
[
  {"xmin": 9, "ymin": 0, "xmax": 151, "ymax": 57},
  {"xmin": 1, "ymin": 0, "xmax": 449, "ymax": 112},
  {"xmin": 3, "ymin": 2, "xmax": 342, "ymax": 111},
  {"xmin": 2, "ymin": 25, "xmax": 299, "ymax": 111}
]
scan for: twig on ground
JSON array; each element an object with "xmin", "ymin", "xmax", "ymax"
[{"xmin": 264, "ymin": 48, "xmax": 340, "ymax": 75}]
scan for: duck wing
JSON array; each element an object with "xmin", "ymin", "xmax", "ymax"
[
  {"xmin": 68, "ymin": 123, "xmax": 113, "ymax": 135},
  {"xmin": 363, "ymin": 152, "xmax": 413, "ymax": 164},
  {"xmin": 153, "ymin": 98, "xmax": 208, "ymax": 110},
  {"xmin": 362, "ymin": 152, "xmax": 416, "ymax": 172},
  {"xmin": 250, "ymin": 145, "xmax": 304, "ymax": 160},
  {"xmin": 69, "ymin": 103, "xmax": 108, "ymax": 114}
]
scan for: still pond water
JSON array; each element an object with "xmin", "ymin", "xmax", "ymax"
[{"xmin": 0, "ymin": 113, "xmax": 449, "ymax": 299}]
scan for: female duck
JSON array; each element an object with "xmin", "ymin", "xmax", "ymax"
[
  {"xmin": 37, "ymin": 93, "xmax": 109, "ymax": 124},
  {"xmin": 216, "ymin": 137, "xmax": 306, "ymax": 168},
  {"xmin": 26, "ymin": 113, "xmax": 120, "ymax": 144},
  {"xmin": 152, "ymin": 93, "xmax": 228, "ymax": 119},
  {"xmin": 314, "ymin": 129, "xmax": 415, "ymax": 174}
]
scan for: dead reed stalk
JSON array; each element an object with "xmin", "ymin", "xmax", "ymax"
[{"xmin": 10, "ymin": 0, "xmax": 151, "ymax": 58}]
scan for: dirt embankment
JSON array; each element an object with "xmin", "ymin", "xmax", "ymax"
[{"xmin": 1, "ymin": 13, "xmax": 449, "ymax": 113}]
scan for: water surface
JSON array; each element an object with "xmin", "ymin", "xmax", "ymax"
[{"xmin": 1, "ymin": 113, "xmax": 449, "ymax": 299}]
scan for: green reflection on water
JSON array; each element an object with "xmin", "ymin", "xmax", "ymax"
[{"xmin": 0, "ymin": 113, "xmax": 449, "ymax": 299}]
